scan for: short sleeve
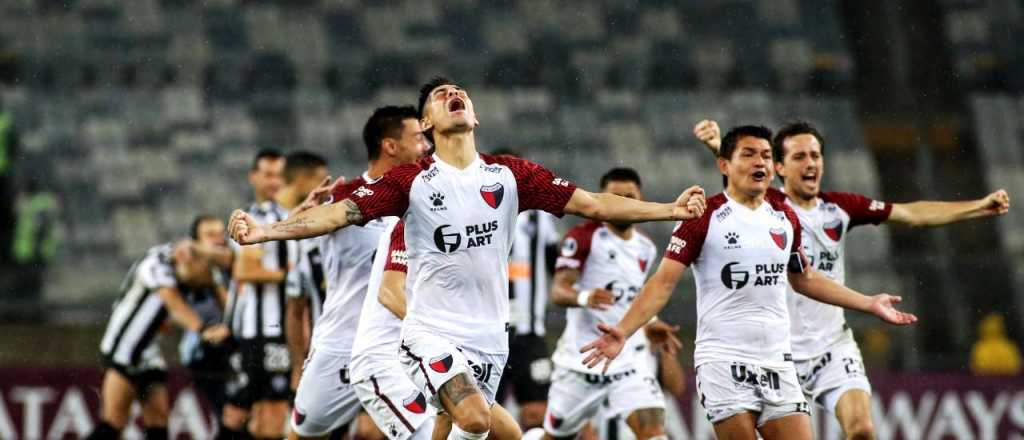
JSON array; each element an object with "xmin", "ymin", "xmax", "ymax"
[
  {"xmin": 491, "ymin": 155, "xmax": 577, "ymax": 216},
  {"xmin": 664, "ymin": 217, "xmax": 709, "ymax": 266},
  {"xmin": 384, "ymin": 221, "xmax": 408, "ymax": 273},
  {"xmin": 822, "ymin": 191, "xmax": 892, "ymax": 228},
  {"xmin": 334, "ymin": 166, "xmax": 419, "ymax": 225},
  {"xmin": 782, "ymin": 205, "xmax": 809, "ymax": 273},
  {"xmin": 554, "ymin": 222, "xmax": 598, "ymax": 272},
  {"xmin": 141, "ymin": 253, "xmax": 177, "ymax": 290}
]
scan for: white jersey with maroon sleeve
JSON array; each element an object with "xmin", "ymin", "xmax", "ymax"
[
  {"xmin": 782, "ymin": 188, "xmax": 892, "ymax": 360},
  {"xmin": 551, "ymin": 221, "xmax": 657, "ymax": 374},
  {"xmin": 665, "ymin": 192, "xmax": 807, "ymax": 369},
  {"xmin": 310, "ymin": 173, "xmax": 397, "ymax": 357},
  {"xmin": 350, "ymin": 220, "xmax": 408, "ymax": 383},
  {"xmin": 342, "ymin": 153, "xmax": 577, "ymax": 354}
]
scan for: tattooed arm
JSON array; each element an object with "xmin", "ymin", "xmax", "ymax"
[
  {"xmin": 229, "ymin": 199, "xmax": 363, "ymax": 245},
  {"xmin": 437, "ymin": 373, "xmax": 483, "ymax": 410}
]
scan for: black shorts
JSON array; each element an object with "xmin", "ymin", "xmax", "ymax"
[
  {"xmin": 102, "ymin": 356, "xmax": 168, "ymax": 400},
  {"xmin": 496, "ymin": 333, "xmax": 553, "ymax": 404},
  {"xmin": 225, "ymin": 339, "xmax": 292, "ymax": 408}
]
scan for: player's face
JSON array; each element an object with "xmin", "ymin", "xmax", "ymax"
[
  {"xmin": 422, "ymin": 84, "xmax": 478, "ymax": 137},
  {"xmin": 196, "ymin": 219, "xmax": 226, "ymax": 247},
  {"xmin": 249, "ymin": 157, "xmax": 285, "ymax": 201},
  {"xmin": 394, "ymin": 118, "xmax": 431, "ymax": 164},
  {"xmin": 720, "ymin": 136, "xmax": 774, "ymax": 196},
  {"xmin": 777, "ymin": 134, "xmax": 823, "ymax": 200},
  {"xmin": 293, "ymin": 166, "xmax": 329, "ymax": 200}
]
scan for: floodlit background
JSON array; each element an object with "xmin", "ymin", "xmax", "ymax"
[{"xmin": 0, "ymin": 1, "xmax": 1020, "ymax": 438}]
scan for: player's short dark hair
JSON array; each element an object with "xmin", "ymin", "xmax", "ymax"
[
  {"xmin": 600, "ymin": 167, "xmax": 642, "ymax": 189},
  {"xmin": 363, "ymin": 105, "xmax": 419, "ymax": 161},
  {"xmin": 772, "ymin": 121, "xmax": 826, "ymax": 163},
  {"xmin": 490, "ymin": 147, "xmax": 520, "ymax": 158},
  {"xmin": 190, "ymin": 215, "xmax": 221, "ymax": 240},
  {"xmin": 251, "ymin": 148, "xmax": 283, "ymax": 171},
  {"xmin": 719, "ymin": 125, "xmax": 773, "ymax": 187},
  {"xmin": 284, "ymin": 151, "xmax": 327, "ymax": 183}
]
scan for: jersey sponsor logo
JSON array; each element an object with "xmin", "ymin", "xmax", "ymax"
[
  {"xmin": 869, "ymin": 200, "xmax": 885, "ymax": 211},
  {"xmin": 421, "ymin": 166, "xmax": 440, "ymax": 183},
  {"xmin": 480, "ymin": 183, "xmax": 504, "ymax": 209},
  {"xmin": 552, "ymin": 178, "xmax": 570, "ymax": 187},
  {"xmin": 429, "ymin": 192, "xmax": 448, "ymax": 211},
  {"xmin": 715, "ymin": 205, "xmax": 733, "ymax": 222},
  {"xmin": 823, "ymin": 219, "xmax": 843, "ymax": 241},
  {"xmin": 561, "ymin": 237, "xmax": 578, "ymax": 257},
  {"xmin": 811, "ymin": 249, "xmax": 839, "ymax": 272},
  {"xmin": 433, "ymin": 225, "xmax": 463, "ymax": 253},
  {"xmin": 390, "ymin": 249, "xmax": 408, "ymax": 266},
  {"xmin": 721, "ymin": 261, "xmax": 786, "ymax": 288},
  {"xmin": 339, "ymin": 368, "xmax": 350, "ymax": 385},
  {"xmin": 769, "ymin": 228, "xmax": 787, "ymax": 250},
  {"xmin": 429, "ymin": 354, "xmax": 454, "ymax": 373},
  {"xmin": 730, "ymin": 363, "xmax": 781, "ymax": 390},
  {"xmin": 638, "ymin": 258, "xmax": 648, "ymax": 272},
  {"xmin": 353, "ymin": 186, "xmax": 374, "ymax": 198},
  {"xmin": 720, "ymin": 262, "xmax": 750, "ymax": 289},
  {"xmin": 403, "ymin": 391, "xmax": 428, "ymax": 414},
  {"xmin": 724, "ymin": 231, "xmax": 741, "ymax": 249},
  {"xmin": 667, "ymin": 236, "xmax": 686, "ymax": 254},
  {"xmin": 481, "ymin": 163, "xmax": 503, "ymax": 174},
  {"xmin": 583, "ymin": 367, "xmax": 637, "ymax": 385},
  {"xmin": 469, "ymin": 360, "xmax": 496, "ymax": 384}
]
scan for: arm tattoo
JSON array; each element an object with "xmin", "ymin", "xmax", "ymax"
[
  {"xmin": 342, "ymin": 199, "xmax": 364, "ymax": 224},
  {"xmin": 439, "ymin": 373, "xmax": 480, "ymax": 407},
  {"xmin": 631, "ymin": 408, "xmax": 665, "ymax": 429},
  {"xmin": 272, "ymin": 217, "xmax": 313, "ymax": 234}
]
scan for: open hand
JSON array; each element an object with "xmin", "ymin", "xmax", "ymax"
[
  {"xmin": 868, "ymin": 294, "xmax": 918, "ymax": 325},
  {"xmin": 644, "ymin": 320, "xmax": 683, "ymax": 356},
  {"xmin": 292, "ymin": 176, "xmax": 347, "ymax": 217},
  {"xmin": 580, "ymin": 323, "xmax": 627, "ymax": 373}
]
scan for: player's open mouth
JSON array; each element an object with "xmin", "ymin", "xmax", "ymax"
[
  {"xmin": 448, "ymin": 98, "xmax": 466, "ymax": 113},
  {"xmin": 752, "ymin": 170, "xmax": 767, "ymax": 181},
  {"xmin": 801, "ymin": 172, "xmax": 818, "ymax": 182}
]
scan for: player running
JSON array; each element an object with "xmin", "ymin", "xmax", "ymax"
[
  {"xmin": 86, "ymin": 241, "xmax": 229, "ymax": 440},
  {"xmin": 541, "ymin": 167, "xmax": 679, "ymax": 440},
  {"xmin": 289, "ymin": 105, "xmax": 430, "ymax": 440},
  {"xmin": 228, "ymin": 76, "xmax": 707, "ymax": 440},
  {"xmin": 580, "ymin": 125, "xmax": 917, "ymax": 440},
  {"xmin": 694, "ymin": 119, "xmax": 1010, "ymax": 440}
]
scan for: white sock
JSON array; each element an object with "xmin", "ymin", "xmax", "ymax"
[
  {"xmin": 522, "ymin": 427, "xmax": 546, "ymax": 440},
  {"xmin": 447, "ymin": 423, "xmax": 489, "ymax": 440},
  {"xmin": 646, "ymin": 435, "xmax": 669, "ymax": 440}
]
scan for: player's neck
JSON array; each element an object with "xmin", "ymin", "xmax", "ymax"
[
  {"xmin": 434, "ymin": 132, "xmax": 477, "ymax": 169},
  {"xmin": 274, "ymin": 186, "xmax": 302, "ymax": 210},
  {"xmin": 605, "ymin": 223, "xmax": 634, "ymax": 240},
  {"xmin": 367, "ymin": 158, "xmax": 397, "ymax": 180},
  {"xmin": 784, "ymin": 186, "xmax": 818, "ymax": 210},
  {"xmin": 725, "ymin": 185, "xmax": 765, "ymax": 210}
]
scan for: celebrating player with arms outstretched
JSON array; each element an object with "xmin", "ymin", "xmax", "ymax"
[
  {"xmin": 229, "ymin": 76, "xmax": 706, "ymax": 440},
  {"xmin": 694, "ymin": 119, "xmax": 1010, "ymax": 440},
  {"xmin": 581, "ymin": 125, "xmax": 917, "ymax": 440}
]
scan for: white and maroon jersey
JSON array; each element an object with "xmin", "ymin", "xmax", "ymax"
[
  {"xmin": 226, "ymin": 201, "xmax": 297, "ymax": 340},
  {"xmin": 312, "ymin": 173, "xmax": 397, "ymax": 357},
  {"xmin": 339, "ymin": 153, "xmax": 577, "ymax": 353},
  {"xmin": 101, "ymin": 243, "xmax": 177, "ymax": 367},
  {"xmin": 509, "ymin": 210, "xmax": 560, "ymax": 337},
  {"xmin": 286, "ymin": 238, "xmax": 326, "ymax": 327},
  {"xmin": 551, "ymin": 221, "xmax": 658, "ymax": 374},
  {"xmin": 350, "ymin": 220, "xmax": 408, "ymax": 383},
  {"xmin": 778, "ymin": 188, "xmax": 892, "ymax": 360},
  {"xmin": 666, "ymin": 192, "xmax": 806, "ymax": 369}
]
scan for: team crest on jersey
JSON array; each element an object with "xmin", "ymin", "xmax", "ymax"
[
  {"xmin": 639, "ymin": 258, "xmax": 648, "ymax": 272},
  {"xmin": 823, "ymin": 219, "xmax": 843, "ymax": 241},
  {"xmin": 293, "ymin": 408, "xmax": 306, "ymax": 426},
  {"xmin": 480, "ymin": 183, "xmax": 504, "ymax": 209},
  {"xmin": 770, "ymin": 228, "xmax": 787, "ymax": 250},
  {"xmin": 429, "ymin": 354, "xmax": 454, "ymax": 373},
  {"xmin": 548, "ymin": 413, "xmax": 563, "ymax": 429},
  {"xmin": 403, "ymin": 391, "xmax": 428, "ymax": 414}
]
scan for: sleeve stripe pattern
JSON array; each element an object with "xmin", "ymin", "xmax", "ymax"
[
  {"xmin": 554, "ymin": 220, "xmax": 601, "ymax": 273},
  {"xmin": 384, "ymin": 220, "xmax": 408, "ymax": 273},
  {"xmin": 664, "ymin": 194, "xmax": 727, "ymax": 266},
  {"xmin": 482, "ymin": 153, "xmax": 577, "ymax": 216},
  {"xmin": 819, "ymin": 191, "xmax": 893, "ymax": 228}
]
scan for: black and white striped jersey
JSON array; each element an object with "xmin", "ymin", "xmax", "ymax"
[
  {"xmin": 508, "ymin": 210, "xmax": 560, "ymax": 336},
  {"xmin": 225, "ymin": 201, "xmax": 298, "ymax": 341},
  {"xmin": 286, "ymin": 237, "xmax": 326, "ymax": 327},
  {"xmin": 99, "ymin": 243, "xmax": 177, "ymax": 368}
]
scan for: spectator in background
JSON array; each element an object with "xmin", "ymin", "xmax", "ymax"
[
  {"xmin": 970, "ymin": 312, "xmax": 1022, "ymax": 375},
  {"xmin": 0, "ymin": 93, "xmax": 19, "ymax": 267},
  {"xmin": 10, "ymin": 173, "xmax": 58, "ymax": 307}
]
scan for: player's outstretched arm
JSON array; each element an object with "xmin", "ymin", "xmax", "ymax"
[
  {"xmin": 285, "ymin": 296, "xmax": 309, "ymax": 390},
  {"xmin": 564, "ymin": 186, "xmax": 706, "ymax": 223},
  {"xmin": 378, "ymin": 270, "xmax": 408, "ymax": 319},
  {"xmin": 229, "ymin": 198, "xmax": 361, "ymax": 245},
  {"xmin": 550, "ymin": 268, "xmax": 615, "ymax": 310},
  {"xmin": 788, "ymin": 268, "xmax": 917, "ymax": 325},
  {"xmin": 580, "ymin": 258, "xmax": 687, "ymax": 373},
  {"xmin": 888, "ymin": 189, "xmax": 1010, "ymax": 227}
]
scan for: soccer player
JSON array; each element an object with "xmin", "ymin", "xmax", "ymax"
[
  {"xmin": 491, "ymin": 148, "xmax": 560, "ymax": 431},
  {"xmin": 539, "ymin": 167, "xmax": 677, "ymax": 440},
  {"xmin": 86, "ymin": 241, "xmax": 230, "ymax": 440},
  {"xmin": 693, "ymin": 119, "xmax": 1011, "ymax": 440},
  {"xmin": 289, "ymin": 106, "xmax": 430, "ymax": 440},
  {"xmin": 220, "ymin": 149, "xmax": 297, "ymax": 440},
  {"xmin": 228, "ymin": 76, "xmax": 707, "ymax": 440},
  {"xmin": 580, "ymin": 125, "xmax": 917, "ymax": 440}
]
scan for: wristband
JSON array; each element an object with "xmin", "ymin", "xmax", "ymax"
[{"xmin": 577, "ymin": 289, "xmax": 594, "ymax": 307}]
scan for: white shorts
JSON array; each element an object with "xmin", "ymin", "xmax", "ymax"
[
  {"xmin": 695, "ymin": 361, "xmax": 809, "ymax": 426},
  {"xmin": 794, "ymin": 338, "xmax": 871, "ymax": 415},
  {"xmin": 543, "ymin": 365, "xmax": 664, "ymax": 437},
  {"xmin": 291, "ymin": 349, "xmax": 361, "ymax": 437},
  {"xmin": 398, "ymin": 328, "xmax": 507, "ymax": 409},
  {"xmin": 354, "ymin": 367, "xmax": 437, "ymax": 440}
]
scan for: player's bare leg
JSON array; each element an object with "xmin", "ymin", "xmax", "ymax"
[
  {"xmin": 140, "ymin": 384, "xmax": 170, "ymax": 439},
  {"xmin": 432, "ymin": 413, "xmax": 452, "ymax": 440},
  {"xmin": 518, "ymin": 402, "xmax": 546, "ymax": 431},
  {"xmin": 219, "ymin": 403, "xmax": 250, "ymax": 439},
  {"xmin": 438, "ymin": 373, "xmax": 491, "ymax": 439},
  {"xmin": 85, "ymin": 369, "xmax": 137, "ymax": 439},
  {"xmin": 835, "ymin": 389, "xmax": 875, "ymax": 440},
  {"xmin": 757, "ymin": 413, "xmax": 812, "ymax": 440},
  {"xmin": 354, "ymin": 410, "xmax": 386, "ymax": 440},
  {"xmin": 711, "ymin": 412, "xmax": 759, "ymax": 440},
  {"xmin": 488, "ymin": 403, "xmax": 522, "ymax": 440},
  {"xmin": 625, "ymin": 408, "xmax": 667, "ymax": 440},
  {"xmin": 249, "ymin": 400, "xmax": 290, "ymax": 438}
]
